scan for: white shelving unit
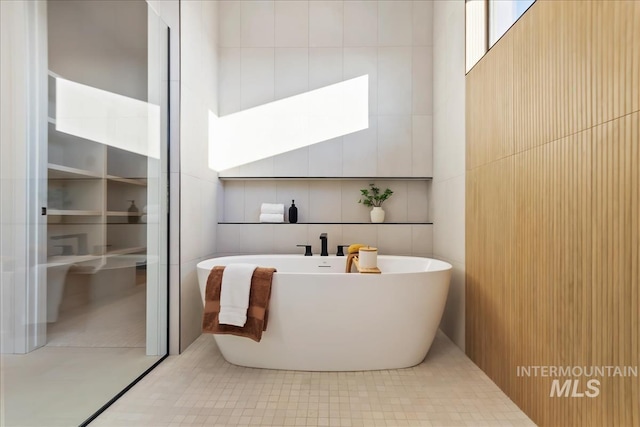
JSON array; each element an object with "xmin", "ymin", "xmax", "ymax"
[{"xmin": 47, "ymin": 72, "xmax": 147, "ymax": 261}]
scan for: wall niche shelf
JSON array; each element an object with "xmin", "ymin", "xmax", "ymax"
[
  {"xmin": 218, "ymin": 176, "xmax": 433, "ymax": 181},
  {"xmin": 218, "ymin": 222, "xmax": 433, "ymax": 225},
  {"xmin": 218, "ymin": 175, "xmax": 432, "ymax": 227}
]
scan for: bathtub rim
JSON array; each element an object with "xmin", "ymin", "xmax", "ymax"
[{"xmin": 196, "ymin": 254, "xmax": 452, "ymax": 275}]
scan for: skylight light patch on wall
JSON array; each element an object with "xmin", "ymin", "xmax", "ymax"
[
  {"xmin": 209, "ymin": 75, "xmax": 369, "ymax": 172},
  {"xmin": 55, "ymin": 77, "xmax": 160, "ymax": 159}
]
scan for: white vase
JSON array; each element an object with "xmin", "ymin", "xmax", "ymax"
[{"xmin": 370, "ymin": 207, "xmax": 385, "ymax": 223}]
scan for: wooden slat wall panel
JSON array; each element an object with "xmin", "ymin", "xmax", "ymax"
[
  {"xmin": 465, "ymin": 32, "xmax": 513, "ymax": 171},
  {"xmin": 466, "ymin": 1, "xmax": 640, "ymax": 426},
  {"xmin": 512, "ymin": 2, "xmax": 595, "ymax": 153},
  {"xmin": 591, "ymin": 1, "xmax": 639, "ymax": 125},
  {"xmin": 465, "ymin": 156, "xmax": 515, "ymax": 382}
]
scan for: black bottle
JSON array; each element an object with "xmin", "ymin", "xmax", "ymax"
[
  {"xmin": 128, "ymin": 200, "xmax": 139, "ymax": 224},
  {"xmin": 288, "ymin": 200, "xmax": 298, "ymax": 224}
]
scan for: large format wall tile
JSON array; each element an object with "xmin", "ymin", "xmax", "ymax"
[
  {"xmin": 377, "ymin": 116, "xmax": 412, "ymax": 176},
  {"xmin": 377, "ymin": 47, "xmax": 412, "ymax": 116},
  {"xmin": 241, "ymin": 1, "xmax": 274, "ymax": 48},
  {"xmin": 275, "ymin": 1, "xmax": 308, "ymax": 48},
  {"xmin": 240, "ymin": 48, "xmax": 274, "ymax": 110},
  {"xmin": 378, "ymin": 1, "xmax": 412, "ymax": 47},
  {"xmin": 274, "ymin": 48, "xmax": 309, "ymax": 100},
  {"xmin": 344, "ymin": 1, "xmax": 378, "ymax": 47},
  {"xmin": 342, "ymin": 117, "xmax": 378, "ymax": 177},
  {"xmin": 219, "ymin": 1, "xmax": 241, "ymax": 47},
  {"xmin": 309, "ymin": 1, "xmax": 343, "ymax": 48}
]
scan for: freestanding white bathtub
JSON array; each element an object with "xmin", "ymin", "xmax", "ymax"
[{"xmin": 196, "ymin": 255, "xmax": 452, "ymax": 371}]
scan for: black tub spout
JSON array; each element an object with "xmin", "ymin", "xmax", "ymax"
[{"xmin": 319, "ymin": 233, "xmax": 328, "ymax": 256}]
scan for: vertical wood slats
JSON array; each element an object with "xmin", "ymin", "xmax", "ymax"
[{"xmin": 466, "ymin": 1, "xmax": 640, "ymax": 426}]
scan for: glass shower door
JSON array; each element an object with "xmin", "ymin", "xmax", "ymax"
[{"xmin": 0, "ymin": 2, "xmax": 169, "ymax": 426}]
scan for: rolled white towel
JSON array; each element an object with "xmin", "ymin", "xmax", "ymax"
[
  {"xmin": 260, "ymin": 203, "xmax": 284, "ymax": 215},
  {"xmin": 259, "ymin": 213, "xmax": 284, "ymax": 223}
]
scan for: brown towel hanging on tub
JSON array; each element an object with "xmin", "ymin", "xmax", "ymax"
[{"xmin": 202, "ymin": 266, "xmax": 276, "ymax": 342}]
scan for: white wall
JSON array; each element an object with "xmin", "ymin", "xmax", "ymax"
[
  {"xmin": 0, "ymin": 0, "xmax": 48, "ymax": 353},
  {"xmin": 217, "ymin": 0, "xmax": 433, "ymax": 257},
  {"xmin": 178, "ymin": 0, "xmax": 220, "ymax": 352},
  {"xmin": 432, "ymin": 0, "xmax": 466, "ymax": 350}
]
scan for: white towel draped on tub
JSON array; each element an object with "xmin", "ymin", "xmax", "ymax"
[
  {"xmin": 259, "ymin": 213, "xmax": 284, "ymax": 223},
  {"xmin": 260, "ymin": 203, "xmax": 284, "ymax": 215},
  {"xmin": 219, "ymin": 263, "xmax": 258, "ymax": 326}
]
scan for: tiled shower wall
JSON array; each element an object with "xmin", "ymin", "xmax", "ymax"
[
  {"xmin": 179, "ymin": 0, "xmax": 220, "ymax": 351},
  {"xmin": 218, "ymin": 223, "xmax": 433, "ymax": 257},
  {"xmin": 216, "ymin": 0, "xmax": 434, "ymax": 256},
  {"xmin": 432, "ymin": 0, "xmax": 466, "ymax": 349}
]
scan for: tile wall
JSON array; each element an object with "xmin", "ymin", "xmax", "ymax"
[
  {"xmin": 216, "ymin": 1, "xmax": 434, "ymax": 257},
  {"xmin": 179, "ymin": 0, "xmax": 220, "ymax": 351},
  {"xmin": 219, "ymin": 0, "xmax": 433, "ymax": 178},
  {"xmin": 432, "ymin": 0, "xmax": 466, "ymax": 349}
]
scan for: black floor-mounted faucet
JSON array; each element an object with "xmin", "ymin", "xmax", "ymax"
[{"xmin": 319, "ymin": 233, "xmax": 328, "ymax": 256}]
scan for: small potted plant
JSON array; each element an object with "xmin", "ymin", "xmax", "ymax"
[{"xmin": 358, "ymin": 183, "xmax": 393, "ymax": 223}]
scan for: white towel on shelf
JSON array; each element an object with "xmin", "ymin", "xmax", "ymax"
[
  {"xmin": 259, "ymin": 213, "xmax": 284, "ymax": 223},
  {"xmin": 219, "ymin": 263, "xmax": 258, "ymax": 327},
  {"xmin": 260, "ymin": 203, "xmax": 284, "ymax": 215}
]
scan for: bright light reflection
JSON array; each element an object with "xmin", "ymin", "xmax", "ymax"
[
  {"xmin": 209, "ymin": 75, "xmax": 369, "ymax": 172},
  {"xmin": 55, "ymin": 78, "xmax": 160, "ymax": 158}
]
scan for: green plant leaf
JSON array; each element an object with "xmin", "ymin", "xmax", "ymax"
[{"xmin": 358, "ymin": 183, "xmax": 393, "ymax": 207}]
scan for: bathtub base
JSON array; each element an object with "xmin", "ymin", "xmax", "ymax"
[{"xmin": 213, "ymin": 333, "xmax": 435, "ymax": 372}]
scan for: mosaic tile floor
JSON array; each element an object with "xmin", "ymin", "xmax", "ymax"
[{"xmin": 93, "ymin": 331, "xmax": 535, "ymax": 427}]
